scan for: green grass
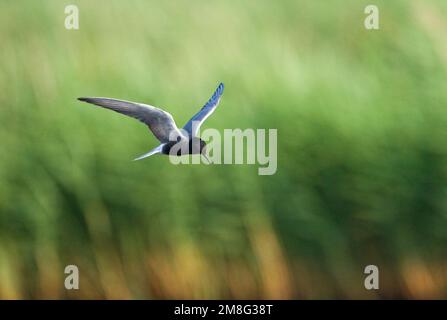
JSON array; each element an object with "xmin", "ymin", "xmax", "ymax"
[{"xmin": 1, "ymin": 0, "xmax": 447, "ymax": 298}]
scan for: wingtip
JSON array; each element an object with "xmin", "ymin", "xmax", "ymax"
[
  {"xmin": 77, "ymin": 97, "xmax": 89, "ymax": 102},
  {"xmin": 217, "ymin": 82, "xmax": 224, "ymax": 93}
]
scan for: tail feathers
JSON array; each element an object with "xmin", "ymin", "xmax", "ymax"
[{"xmin": 133, "ymin": 145, "xmax": 163, "ymax": 161}]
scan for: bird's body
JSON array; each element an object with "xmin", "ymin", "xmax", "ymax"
[
  {"xmin": 161, "ymin": 138, "xmax": 206, "ymax": 156},
  {"xmin": 78, "ymin": 83, "xmax": 224, "ymax": 161}
]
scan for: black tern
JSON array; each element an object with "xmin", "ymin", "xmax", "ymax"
[{"xmin": 78, "ymin": 83, "xmax": 224, "ymax": 162}]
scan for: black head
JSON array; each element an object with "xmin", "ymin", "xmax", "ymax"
[
  {"xmin": 199, "ymin": 139, "xmax": 207, "ymax": 154},
  {"xmin": 188, "ymin": 138, "xmax": 207, "ymax": 155},
  {"xmin": 198, "ymin": 139, "xmax": 211, "ymax": 163}
]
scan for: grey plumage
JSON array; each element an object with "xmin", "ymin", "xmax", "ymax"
[
  {"xmin": 78, "ymin": 82, "xmax": 224, "ymax": 161},
  {"xmin": 183, "ymin": 82, "xmax": 224, "ymax": 137},
  {"xmin": 77, "ymin": 97, "xmax": 184, "ymax": 143}
]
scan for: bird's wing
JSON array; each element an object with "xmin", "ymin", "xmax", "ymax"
[
  {"xmin": 78, "ymin": 97, "xmax": 185, "ymax": 143},
  {"xmin": 183, "ymin": 82, "xmax": 224, "ymax": 137}
]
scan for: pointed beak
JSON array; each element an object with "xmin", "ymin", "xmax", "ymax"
[{"xmin": 202, "ymin": 153, "xmax": 212, "ymax": 164}]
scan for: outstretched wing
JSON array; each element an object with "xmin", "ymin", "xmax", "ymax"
[
  {"xmin": 78, "ymin": 97, "xmax": 184, "ymax": 143},
  {"xmin": 183, "ymin": 82, "xmax": 224, "ymax": 137}
]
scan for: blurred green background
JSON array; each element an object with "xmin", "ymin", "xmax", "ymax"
[{"xmin": 1, "ymin": 0, "xmax": 447, "ymax": 299}]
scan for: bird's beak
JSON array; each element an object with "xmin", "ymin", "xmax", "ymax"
[{"xmin": 202, "ymin": 153, "xmax": 212, "ymax": 164}]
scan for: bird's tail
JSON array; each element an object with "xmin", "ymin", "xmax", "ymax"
[{"xmin": 133, "ymin": 145, "xmax": 163, "ymax": 161}]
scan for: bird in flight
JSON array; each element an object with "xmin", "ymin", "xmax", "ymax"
[{"xmin": 78, "ymin": 82, "xmax": 224, "ymax": 162}]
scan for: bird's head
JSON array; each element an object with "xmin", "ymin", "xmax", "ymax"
[
  {"xmin": 199, "ymin": 139, "xmax": 212, "ymax": 164},
  {"xmin": 188, "ymin": 137, "xmax": 206, "ymax": 153},
  {"xmin": 188, "ymin": 137, "xmax": 211, "ymax": 163},
  {"xmin": 199, "ymin": 139, "xmax": 207, "ymax": 153}
]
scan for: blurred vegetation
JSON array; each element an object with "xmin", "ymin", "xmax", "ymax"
[{"xmin": 1, "ymin": 0, "xmax": 447, "ymax": 299}]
